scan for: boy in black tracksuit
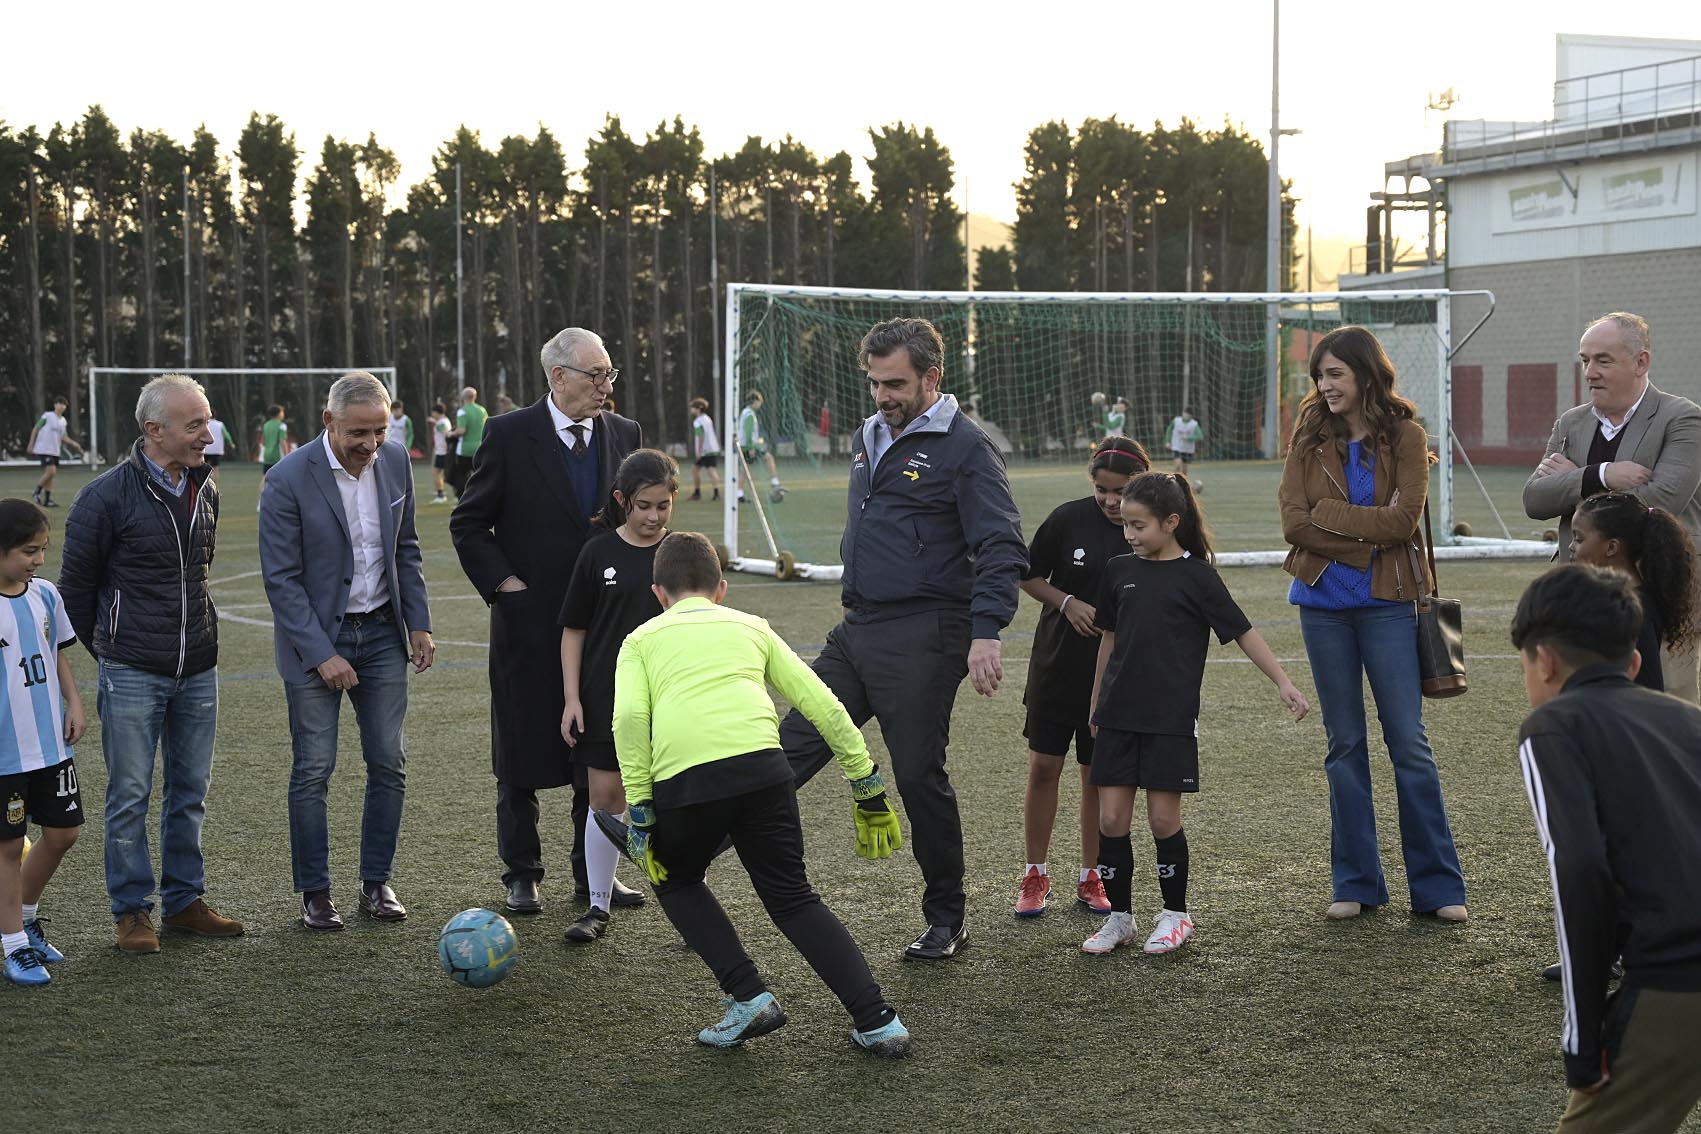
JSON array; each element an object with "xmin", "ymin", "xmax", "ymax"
[{"xmin": 1511, "ymin": 564, "xmax": 1701, "ymax": 1132}]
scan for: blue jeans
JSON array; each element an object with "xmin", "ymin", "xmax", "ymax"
[
  {"xmin": 97, "ymin": 662, "xmax": 219, "ymax": 919},
  {"xmin": 285, "ymin": 612, "xmax": 409, "ymax": 894},
  {"xmin": 1299, "ymin": 604, "xmax": 1466, "ymax": 911}
]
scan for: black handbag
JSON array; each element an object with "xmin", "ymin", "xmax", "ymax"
[{"xmin": 1414, "ymin": 502, "xmax": 1467, "ymax": 698}]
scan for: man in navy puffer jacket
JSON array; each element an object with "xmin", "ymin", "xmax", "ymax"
[{"xmin": 60, "ymin": 374, "xmax": 245, "ymax": 954}]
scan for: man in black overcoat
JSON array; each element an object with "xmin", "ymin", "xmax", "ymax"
[{"xmin": 451, "ymin": 327, "xmax": 644, "ymax": 914}]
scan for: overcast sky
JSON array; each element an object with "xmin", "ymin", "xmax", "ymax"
[{"xmin": 7, "ymin": 0, "xmax": 1700, "ymax": 263}]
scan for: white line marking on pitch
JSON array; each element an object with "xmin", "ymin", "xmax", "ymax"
[{"xmin": 217, "ymin": 610, "xmax": 489, "ymax": 650}]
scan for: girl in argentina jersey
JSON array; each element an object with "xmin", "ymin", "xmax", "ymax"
[
  {"xmin": 1082, "ymin": 473, "xmax": 1308, "ymax": 957},
  {"xmin": 1013, "ymin": 438, "xmax": 1149, "ymax": 920},
  {"xmin": 558, "ymin": 450, "xmax": 678, "ymax": 944},
  {"xmin": 0, "ymin": 500, "xmax": 87, "ymax": 986}
]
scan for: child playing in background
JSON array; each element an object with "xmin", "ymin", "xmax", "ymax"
[
  {"xmin": 1083, "ymin": 473, "xmax": 1308, "ymax": 956},
  {"xmin": 558, "ymin": 450, "xmax": 677, "ymax": 944},
  {"xmin": 0, "ymin": 499, "xmax": 87, "ymax": 987},
  {"xmin": 1012, "ymin": 438, "xmax": 1150, "ymax": 918},
  {"xmin": 602, "ymin": 531, "xmax": 909, "ymax": 1055},
  {"xmin": 687, "ymin": 397, "xmax": 723, "ymax": 502}
]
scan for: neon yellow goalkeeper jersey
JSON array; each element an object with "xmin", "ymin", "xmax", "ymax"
[{"xmin": 612, "ymin": 595, "xmax": 872, "ymax": 803}]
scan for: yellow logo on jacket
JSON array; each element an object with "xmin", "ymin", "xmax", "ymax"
[{"xmin": 902, "ymin": 470, "xmax": 919, "ymax": 481}]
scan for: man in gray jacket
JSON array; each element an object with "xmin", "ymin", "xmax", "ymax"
[
  {"xmin": 779, "ymin": 317, "xmax": 1026, "ymax": 962},
  {"xmin": 1523, "ymin": 311, "xmax": 1701, "ymax": 701}
]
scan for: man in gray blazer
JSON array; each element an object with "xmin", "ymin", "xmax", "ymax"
[
  {"xmin": 1523, "ymin": 311, "xmax": 1701, "ymax": 701},
  {"xmin": 260, "ymin": 372, "xmax": 435, "ymax": 930}
]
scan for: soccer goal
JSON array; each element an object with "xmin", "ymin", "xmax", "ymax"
[
  {"xmin": 86, "ymin": 367, "xmax": 398, "ymax": 466},
  {"xmin": 722, "ymin": 284, "xmax": 1533, "ymax": 580}
]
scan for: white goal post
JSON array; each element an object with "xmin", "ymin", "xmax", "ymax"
[
  {"xmin": 87, "ymin": 367, "xmax": 399, "ymax": 466},
  {"xmin": 722, "ymin": 284, "xmax": 1539, "ymax": 580}
]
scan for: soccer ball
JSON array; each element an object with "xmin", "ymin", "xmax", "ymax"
[
  {"xmin": 1192, "ymin": 479, "xmax": 1204, "ymax": 495},
  {"xmin": 1090, "ymin": 391, "xmax": 1107, "ymax": 406},
  {"xmin": 437, "ymin": 909, "xmax": 518, "ymax": 988}
]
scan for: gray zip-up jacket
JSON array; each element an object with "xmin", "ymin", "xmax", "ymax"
[{"xmin": 840, "ymin": 394, "xmax": 1026, "ymax": 640}]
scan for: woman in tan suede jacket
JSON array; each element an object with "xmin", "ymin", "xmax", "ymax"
[{"xmin": 1278, "ymin": 326, "xmax": 1467, "ymax": 925}]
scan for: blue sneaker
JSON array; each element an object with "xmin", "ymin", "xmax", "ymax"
[
  {"xmin": 851, "ymin": 1014, "xmax": 912, "ymax": 1057},
  {"xmin": 23, "ymin": 919, "xmax": 64, "ymax": 964},
  {"xmin": 697, "ymin": 992, "xmax": 787, "ymax": 1048},
  {"xmin": 4, "ymin": 947, "xmax": 51, "ymax": 987}
]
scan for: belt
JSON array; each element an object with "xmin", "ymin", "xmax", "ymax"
[{"xmin": 343, "ymin": 601, "xmax": 393, "ymax": 626}]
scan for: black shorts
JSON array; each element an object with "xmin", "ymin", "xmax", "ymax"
[
  {"xmin": 433, "ymin": 454, "xmax": 449, "ymax": 469},
  {"xmin": 695, "ymin": 453, "xmax": 722, "ymax": 469},
  {"xmin": 741, "ymin": 446, "xmax": 768, "ymax": 462},
  {"xmin": 1024, "ymin": 708, "xmax": 1094, "ymax": 765},
  {"xmin": 37, "ymin": 455, "xmax": 59, "ymax": 468},
  {"xmin": 572, "ymin": 739, "xmax": 619, "ymax": 773},
  {"xmin": 2, "ymin": 759, "xmax": 84, "ymax": 839},
  {"xmin": 1088, "ymin": 728, "xmax": 1199, "ymax": 791},
  {"xmin": 1171, "ymin": 450, "xmax": 1193, "ymax": 464},
  {"xmin": 203, "ymin": 453, "xmax": 222, "ymax": 467},
  {"xmin": 261, "ymin": 461, "xmax": 278, "ymax": 474}
]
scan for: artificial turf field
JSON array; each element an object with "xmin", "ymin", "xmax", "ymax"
[{"xmin": 5, "ymin": 454, "xmax": 1691, "ymax": 1134}]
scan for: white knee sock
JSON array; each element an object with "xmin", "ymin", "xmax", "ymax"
[{"xmin": 585, "ymin": 821, "xmax": 619, "ymax": 913}]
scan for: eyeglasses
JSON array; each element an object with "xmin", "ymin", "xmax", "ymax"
[{"xmin": 557, "ymin": 362, "xmax": 619, "ymax": 387}]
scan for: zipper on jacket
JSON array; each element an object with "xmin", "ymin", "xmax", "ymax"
[
  {"xmin": 146, "ymin": 476, "xmax": 191, "ymax": 680},
  {"xmin": 109, "ymin": 590, "xmax": 121, "ymax": 640}
]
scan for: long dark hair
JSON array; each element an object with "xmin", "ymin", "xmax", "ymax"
[
  {"xmin": 1089, "ymin": 436, "xmax": 1150, "ymax": 477},
  {"xmin": 1121, "ymin": 472, "xmax": 1214, "ymax": 563},
  {"xmin": 1290, "ymin": 326, "xmax": 1423, "ymax": 465},
  {"xmin": 1575, "ymin": 492, "xmax": 1699, "ymax": 652},
  {"xmin": 596, "ymin": 448, "xmax": 680, "ymax": 530}
]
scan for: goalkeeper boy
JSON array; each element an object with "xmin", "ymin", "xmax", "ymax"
[{"xmin": 603, "ymin": 531, "xmax": 910, "ymax": 1055}]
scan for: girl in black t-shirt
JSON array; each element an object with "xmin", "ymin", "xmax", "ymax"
[
  {"xmin": 1013, "ymin": 438, "xmax": 1149, "ymax": 920},
  {"xmin": 1082, "ymin": 473, "xmax": 1309, "ymax": 957},
  {"xmin": 1568, "ymin": 492, "xmax": 1699, "ymax": 694},
  {"xmin": 558, "ymin": 449, "xmax": 679, "ymax": 944}
]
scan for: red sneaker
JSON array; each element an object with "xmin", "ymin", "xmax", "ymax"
[
  {"xmin": 1076, "ymin": 869, "xmax": 1112, "ymax": 915},
  {"xmin": 1013, "ymin": 867, "xmax": 1051, "ymax": 918}
]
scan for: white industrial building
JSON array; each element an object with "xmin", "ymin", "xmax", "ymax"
[{"xmin": 1343, "ymin": 34, "xmax": 1701, "ymax": 463}]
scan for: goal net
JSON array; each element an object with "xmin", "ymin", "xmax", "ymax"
[
  {"xmin": 722, "ymin": 285, "xmax": 1506, "ymax": 579},
  {"xmin": 87, "ymin": 367, "xmax": 399, "ymax": 466}
]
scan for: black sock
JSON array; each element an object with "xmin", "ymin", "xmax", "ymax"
[
  {"xmin": 1155, "ymin": 828, "xmax": 1189, "ymax": 912},
  {"xmin": 1096, "ymin": 831, "xmax": 1134, "ymax": 914}
]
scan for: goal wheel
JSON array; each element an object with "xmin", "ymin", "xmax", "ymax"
[
  {"xmin": 1452, "ymin": 522, "xmax": 1472, "ymax": 537},
  {"xmin": 774, "ymin": 551, "xmax": 797, "ymax": 581},
  {"xmin": 1542, "ymin": 528, "xmax": 1559, "ymax": 542},
  {"xmin": 714, "ymin": 542, "xmax": 731, "ymax": 569}
]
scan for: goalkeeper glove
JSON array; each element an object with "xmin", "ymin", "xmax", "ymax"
[
  {"xmin": 626, "ymin": 802, "xmax": 668, "ymax": 884},
  {"xmin": 849, "ymin": 768, "xmax": 903, "ymax": 860}
]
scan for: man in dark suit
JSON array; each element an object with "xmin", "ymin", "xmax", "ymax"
[
  {"xmin": 1524, "ymin": 311, "xmax": 1701, "ymax": 701},
  {"xmin": 259, "ymin": 372, "xmax": 435, "ymax": 930},
  {"xmin": 451, "ymin": 328, "xmax": 645, "ymax": 915}
]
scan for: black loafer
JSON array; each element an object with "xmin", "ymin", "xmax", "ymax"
[
  {"xmin": 505, "ymin": 878, "xmax": 543, "ymax": 915},
  {"xmin": 611, "ymin": 878, "xmax": 646, "ymax": 908},
  {"xmin": 301, "ymin": 890, "xmax": 345, "ymax": 932},
  {"xmin": 358, "ymin": 881, "xmax": 407, "ymax": 921},
  {"xmin": 904, "ymin": 923, "xmax": 968, "ymax": 961}
]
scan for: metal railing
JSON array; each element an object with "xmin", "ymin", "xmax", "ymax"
[{"xmin": 1443, "ymin": 54, "xmax": 1701, "ymax": 170}]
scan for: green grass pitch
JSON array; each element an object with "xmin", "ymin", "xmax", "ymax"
[{"xmin": 6, "ymin": 455, "xmax": 1684, "ymax": 1134}]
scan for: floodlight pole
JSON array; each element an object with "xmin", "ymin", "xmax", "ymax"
[
  {"xmin": 455, "ymin": 161, "xmax": 465, "ymax": 386},
  {"xmin": 709, "ymin": 167, "xmax": 720, "ymax": 423},
  {"xmin": 183, "ymin": 165, "xmax": 193, "ymax": 368},
  {"xmin": 1261, "ymin": 0, "xmax": 1283, "ymax": 459}
]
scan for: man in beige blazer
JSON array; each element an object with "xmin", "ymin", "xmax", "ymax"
[{"xmin": 1523, "ymin": 311, "xmax": 1701, "ymax": 701}]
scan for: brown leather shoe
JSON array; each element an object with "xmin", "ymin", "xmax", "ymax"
[
  {"xmin": 301, "ymin": 890, "xmax": 344, "ymax": 932},
  {"xmin": 358, "ymin": 881, "xmax": 407, "ymax": 922},
  {"xmin": 116, "ymin": 910, "xmax": 160, "ymax": 954},
  {"xmin": 162, "ymin": 898, "xmax": 246, "ymax": 937}
]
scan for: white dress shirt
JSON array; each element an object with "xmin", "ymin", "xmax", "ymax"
[
  {"xmin": 546, "ymin": 395, "xmax": 596, "ymax": 452},
  {"xmin": 869, "ymin": 402, "xmax": 938, "ymax": 471},
  {"xmin": 321, "ymin": 432, "xmax": 390, "ymax": 614},
  {"xmin": 1590, "ymin": 380, "xmax": 1651, "ymax": 484}
]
